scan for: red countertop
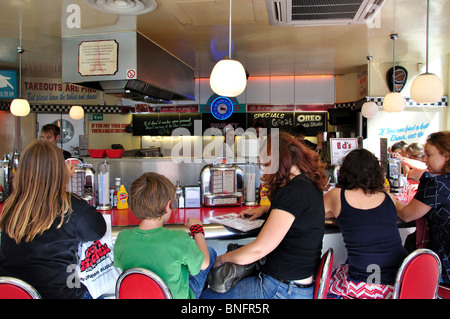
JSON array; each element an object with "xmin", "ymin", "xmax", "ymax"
[{"xmin": 103, "ymin": 205, "xmax": 256, "ymax": 227}]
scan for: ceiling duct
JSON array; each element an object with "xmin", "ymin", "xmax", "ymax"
[
  {"xmin": 84, "ymin": 0, "xmax": 157, "ymax": 15},
  {"xmin": 266, "ymin": 0, "xmax": 386, "ymax": 26},
  {"xmin": 62, "ymin": 31, "xmax": 194, "ymax": 104}
]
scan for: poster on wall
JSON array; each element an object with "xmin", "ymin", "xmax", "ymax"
[
  {"xmin": 0, "ymin": 70, "xmax": 18, "ymax": 99},
  {"xmin": 330, "ymin": 138, "xmax": 359, "ymax": 165},
  {"xmin": 366, "ymin": 110, "xmax": 441, "ymax": 159}
]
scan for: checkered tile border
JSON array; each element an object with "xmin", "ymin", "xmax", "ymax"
[
  {"xmin": 336, "ymin": 96, "xmax": 448, "ymax": 109},
  {"xmin": 1, "ymin": 96, "xmax": 447, "ymax": 113},
  {"xmin": 0, "ymin": 103, "xmax": 122, "ymax": 113}
]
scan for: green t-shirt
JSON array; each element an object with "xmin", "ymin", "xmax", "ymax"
[{"xmin": 114, "ymin": 227, "xmax": 204, "ymax": 299}]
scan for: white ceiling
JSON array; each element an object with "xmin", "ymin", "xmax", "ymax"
[{"xmin": 0, "ymin": 0, "xmax": 449, "ymax": 81}]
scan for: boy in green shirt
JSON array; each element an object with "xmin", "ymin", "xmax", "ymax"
[{"xmin": 114, "ymin": 172, "xmax": 216, "ymax": 299}]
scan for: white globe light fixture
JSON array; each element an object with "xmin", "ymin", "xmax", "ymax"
[
  {"xmin": 383, "ymin": 92, "xmax": 406, "ymax": 113},
  {"xmin": 69, "ymin": 105, "xmax": 85, "ymax": 120},
  {"xmin": 411, "ymin": 73, "xmax": 443, "ymax": 103},
  {"xmin": 10, "ymin": 98, "xmax": 30, "ymax": 117},
  {"xmin": 210, "ymin": 58, "xmax": 247, "ymax": 97},
  {"xmin": 410, "ymin": 0, "xmax": 443, "ymax": 104},
  {"xmin": 209, "ymin": 0, "xmax": 247, "ymax": 97},
  {"xmin": 10, "ymin": 45, "xmax": 30, "ymax": 117},
  {"xmin": 361, "ymin": 101, "xmax": 379, "ymax": 118},
  {"xmin": 383, "ymin": 34, "xmax": 405, "ymax": 113},
  {"xmin": 361, "ymin": 56, "xmax": 378, "ymax": 118}
]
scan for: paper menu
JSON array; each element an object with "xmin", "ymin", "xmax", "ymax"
[{"xmin": 208, "ymin": 213, "xmax": 264, "ymax": 232}]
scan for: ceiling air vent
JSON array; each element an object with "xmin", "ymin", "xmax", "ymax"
[
  {"xmin": 266, "ymin": 0, "xmax": 386, "ymax": 26},
  {"xmin": 84, "ymin": 0, "xmax": 157, "ymax": 15}
]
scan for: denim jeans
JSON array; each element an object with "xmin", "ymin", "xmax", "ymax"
[
  {"xmin": 200, "ymin": 272, "xmax": 314, "ymax": 299},
  {"xmin": 189, "ymin": 246, "xmax": 217, "ymax": 299}
]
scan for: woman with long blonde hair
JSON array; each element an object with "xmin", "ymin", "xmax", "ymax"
[{"xmin": 0, "ymin": 140, "xmax": 106, "ymax": 298}]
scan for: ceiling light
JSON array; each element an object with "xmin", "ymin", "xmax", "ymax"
[
  {"xmin": 84, "ymin": 0, "xmax": 157, "ymax": 15},
  {"xmin": 10, "ymin": 45, "xmax": 30, "ymax": 117},
  {"xmin": 209, "ymin": 0, "xmax": 247, "ymax": 97},
  {"xmin": 69, "ymin": 105, "xmax": 85, "ymax": 120},
  {"xmin": 410, "ymin": 0, "xmax": 444, "ymax": 104},
  {"xmin": 10, "ymin": 99, "xmax": 30, "ymax": 117},
  {"xmin": 361, "ymin": 56, "xmax": 378, "ymax": 118},
  {"xmin": 383, "ymin": 34, "xmax": 405, "ymax": 113}
]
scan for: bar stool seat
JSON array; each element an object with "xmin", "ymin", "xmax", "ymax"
[
  {"xmin": 115, "ymin": 268, "xmax": 172, "ymax": 299},
  {"xmin": 393, "ymin": 248, "xmax": 441, "ymax": 299},
  {"xmin": 438, "ymin": 284, "xmax": 450, "ymax": 299},
  {"xmin": 0, "ymin": 276, "xmax": 41, "ymax": 299},
  {"xmin": 313, "ymin": 248, "xmax": 334, "ymax": 299}
]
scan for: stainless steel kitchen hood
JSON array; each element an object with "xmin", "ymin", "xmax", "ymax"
[{"xmin": 62, "ymin": 31, "xmax": 194, "ymax": 104}]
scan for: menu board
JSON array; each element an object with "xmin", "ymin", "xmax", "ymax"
[
  {"xmin": 247, "ymin": 111, "xmax": 326, "ymax": 136},
  {"xmin": 132, "ymin": 113, "xmax": 201, "ymax": 136},
  {"xmin": 247, "ymin": 112, "xmax": 294, "ymax": 131}
]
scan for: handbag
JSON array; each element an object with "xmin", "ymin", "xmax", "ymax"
[
  {"xmin": 207, "ymin": 243, "xmax": 265, "ymax": 293},
  {"xmin": 76, "ymin": 214, "xmax": 121, "ymax": 299}
]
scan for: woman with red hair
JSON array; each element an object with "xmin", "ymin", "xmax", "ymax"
[{"xmin": 201, "ymin": 131, "xmax": 328, "ymax": 299}]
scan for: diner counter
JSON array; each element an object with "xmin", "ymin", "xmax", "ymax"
[{"xmin": 102, "ymin": 204, "xmax": 414, "ymax": 242}]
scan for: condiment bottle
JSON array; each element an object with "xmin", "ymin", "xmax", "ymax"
[{"xmin": 116, "ymin": 184, "xmax": 129, "ymax": 209}]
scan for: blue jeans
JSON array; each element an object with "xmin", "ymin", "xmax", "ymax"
[
  {"xmin": 189, "ymin": 246, "xmax": 217, "ymax": 299},
  {"xmin": 200, "ymin": 272, "xmax": 314, "ymax": 299}
]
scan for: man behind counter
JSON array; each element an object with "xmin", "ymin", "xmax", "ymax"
[{"xmin": 40, "ymin": 123, "xmax": 72, "ymax": 160}]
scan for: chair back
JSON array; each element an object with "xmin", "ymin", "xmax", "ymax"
[
  {"xmin": 314, "ymin": 248, "xmax": 334, "ymax": 299},
  {"xmin": 115, "ymin": 268, "xmax": 172, "ymax": 299},
  {"xmin": 0, "ymin": 277, "xmax": 41, "ymax": 299},
  {"xmin": 393, "ymin": 248, "xmax": 441, "ymax": 299}
]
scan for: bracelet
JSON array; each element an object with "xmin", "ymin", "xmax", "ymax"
[{"xmin": 190, "ymin": 224, "xmax": 205, "ymax": 237}]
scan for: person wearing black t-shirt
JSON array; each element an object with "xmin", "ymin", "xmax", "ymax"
[
  {"xmin": 0, "ymin": 140, "xmax": 106, "ymax": 299},
  {"xmin": 201, "ymin": 132, "xmax": 327, "ymax": 299}
]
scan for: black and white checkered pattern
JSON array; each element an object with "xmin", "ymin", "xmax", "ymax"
[
  {"xmin": 0, "ymin": 102, "xmax": 123, "ymax": 113},
  {"xmin": 336, "ymin": 96, "xmax": 448, "ymax": 109}
]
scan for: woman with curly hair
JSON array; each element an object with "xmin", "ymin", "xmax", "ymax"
[
  {"xmin": 396, "ymin": 131, "xmax": 450, "ymax": 285},
  {"xmin": 201, "ymin": 131, "xmax": 328, "ymax": 299},
  {"xmin": 324, "ymin": 148, "xmax": 408, "ymax": 299}
]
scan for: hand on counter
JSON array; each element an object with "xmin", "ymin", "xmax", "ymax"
[{"xmin": 239, "ymin": 205, "xmax": 269, "ymax": 221}]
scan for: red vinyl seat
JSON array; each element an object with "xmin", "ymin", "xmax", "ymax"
[
  {"xmin": 393, "ymin": 248, "xmax": 441, "ymax": 299},
  {"xmin": 0, "ymin": 277, "xmax": 41, "ymax": 299},
  {"xmin": 314, "ymin": 248, "xmax": 334, "ymax": 299},
  {"xmin": 438, "ymin": 284, "xmax": 450, "ymax": 299},
  {"xmin": 115, "ymin": 268, "xmax": 172, "ymax": 299}
]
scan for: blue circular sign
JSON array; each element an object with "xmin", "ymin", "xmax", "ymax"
[{"xmin": 211, "ymin": 97, "xmax": 234, "ymax": 120}]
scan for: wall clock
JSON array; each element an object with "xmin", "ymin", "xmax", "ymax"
[{"xmin": 211, "ymin": 96, "xmax": 234, "ymax": 120}]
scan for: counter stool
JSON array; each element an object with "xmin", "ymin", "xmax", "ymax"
[
  {"xmin": 393, "ymin": 248, "xmax": 441, "ymax": 299},
  {"xmin": 0, "ymin": 276, "xmax": 41, "ymax": 299},
  {"xmin": 313, "ymin": 248, "xmax": 334, "ymax": 299},
  {"xmin": 438, "ymin": 284, "xmax": 450, "ymax": 299},
  {"xmin": 115, "ymin": 268, "xmax": 172, "ymax": 299}
]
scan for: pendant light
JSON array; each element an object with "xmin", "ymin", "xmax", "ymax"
[
  {"xmin": 383, "ymin": 34, "xmax": 405, "ymax": 113},
  {"xmin": 10, "ymin": 43, "xmax": 30, "ymax": 117},
  {"xmin": 410, "ymin": 0, "xmax": 444, "ymax": 104},
  {"xmin": 361, "ymin": 56, "xmax": 378, "ymax": 118},
  {"xmin": 209, "ymin": 0, "xmax": 247, "ymax": 97},
  {"xmin": 69, "ymin": 105, "xmax": 84, "ymax": 120}
]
